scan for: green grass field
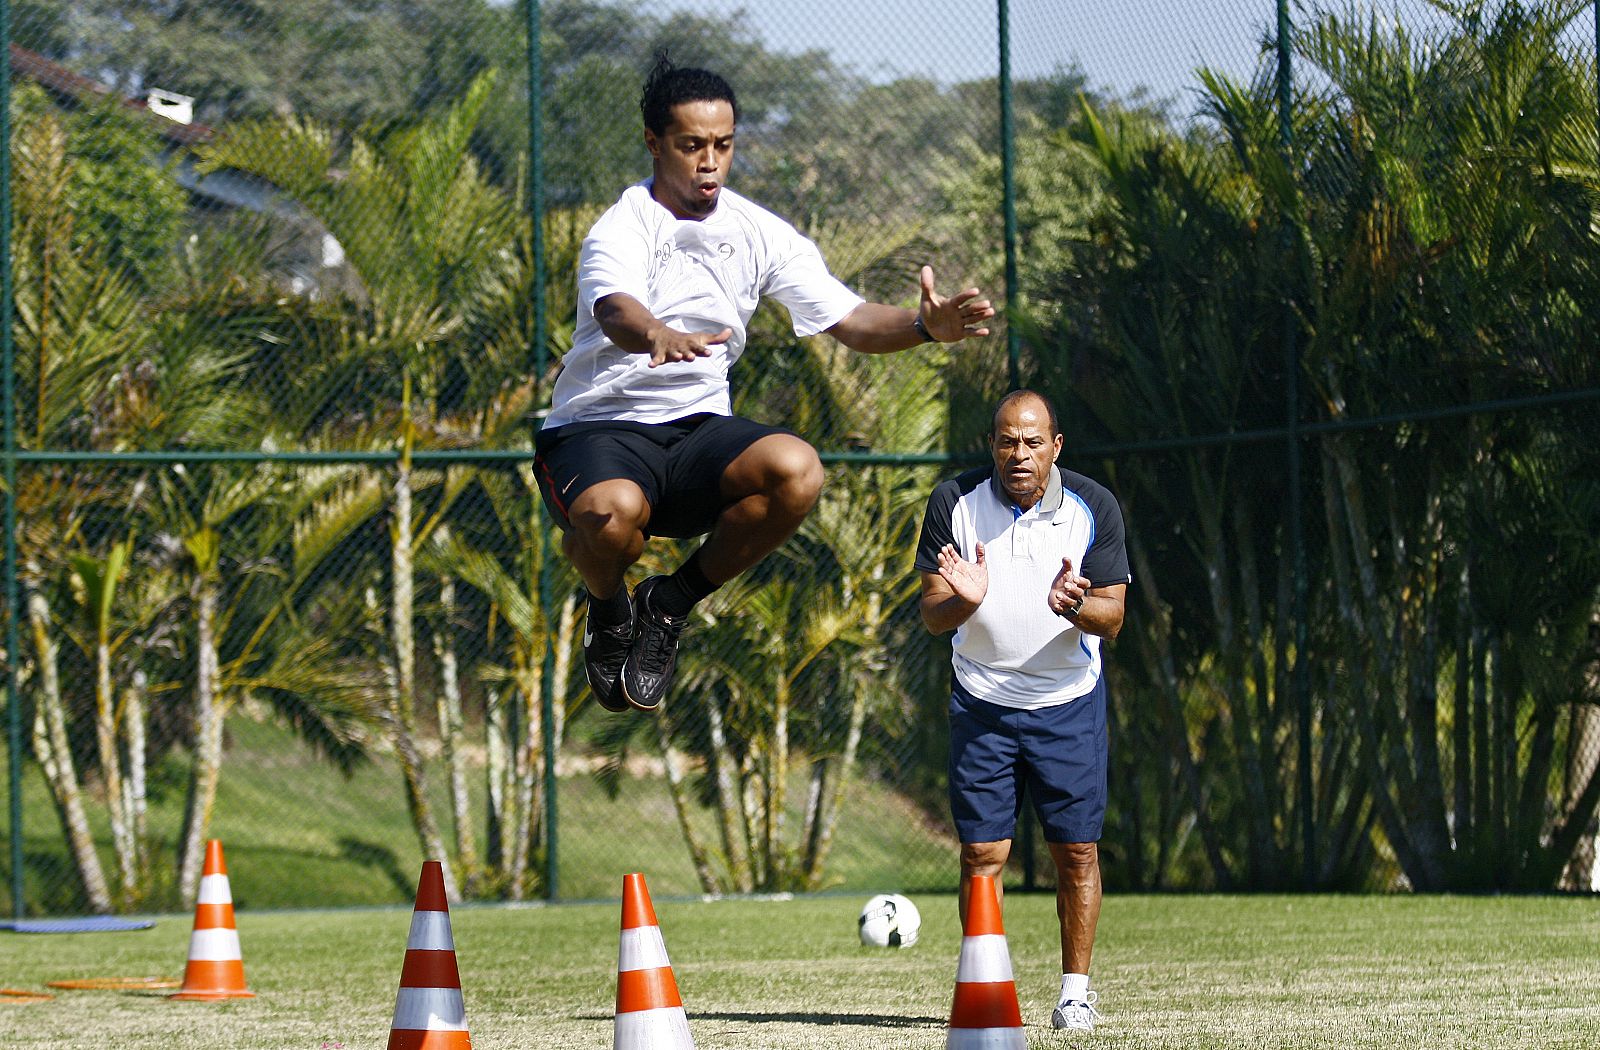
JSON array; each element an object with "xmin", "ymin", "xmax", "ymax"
[
  {"xmin": 2, "ymin": 892, "xmax": 1598, "ymax": 1049},
  {"xmin": 5, "ymin": 712, "xmax": 960, "ymax": 913}
]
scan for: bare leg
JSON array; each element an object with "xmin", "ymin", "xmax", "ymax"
[
  {"xmin": 694, "ymin": 434, "xmax": 824, "ymax": 584},
  {"xmin": 562, "ymin": 479, "xmax": 650, "ymax": 598},
  {"xmin": 958, "ymin": 840, "xmax": 1012, "ymax": 927},
  {"xmin": 1049, "ymin": 841, "xmax": 1101, "ymax": 974}
]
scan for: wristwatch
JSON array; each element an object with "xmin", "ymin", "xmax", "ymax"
[{"xmin": 1061, "ymin": 595, "xmax": 1084, "ymax": 619}]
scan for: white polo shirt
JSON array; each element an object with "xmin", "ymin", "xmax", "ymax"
[
  {"xmin": 545, "ymin": 182, "xmax": 866, "ymax": 428},
  {"xmin": 916, "ymin": 465, "xmax": 1131, "ymax": 709}
]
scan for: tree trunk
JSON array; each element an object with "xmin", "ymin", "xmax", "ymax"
[
  {"xmin": 1471, "ymin": 626, "xmax": 1490, "ymax": 866},
  {"xmin": 654, "ymin": 704, "xmax": 719, "ymax": 893},
  {"xmin": 551, "ymin": 591, "xmax": 579, "ymax": 752},
  {"xmin": 508, "ymin": 675, "xmax": 542, "ymax": 901},
  {"xmin": 1492, "ymin": 633, "xmax": 1513, "ymax": 881},
  {"xmin": 390, "ymin": 464, "xmax": 454, "ymax": 900},
  {"xmin": 1453, "ymin": 559, "xmax": 1473, "ymax": 853},
  {"xmin": 93, "ymin": 636, "xmax": 135, "ymax": 903},
  {"xmin": 1126, "ymin": 528, "xmax": 1233, "ymax": 887},
  {"xmin": 177, "ymin": 578, "xmax": 224, "ymax": 909},
  {"xmin": 1323, "ymin": 437, "xmax": 1439, "ymax": 888},
  {"xmin": 431, "ymin": 576, "xmax": 477, "ymax": 886},
  {"xmin": 485, "ymin": 686, "xmax": 507, "ymax": 871},
  {"xmin": 764, "ymin": 682, "xmax": 790, "ymax": 890},
  {"xmin": 124, "ymin": 671, "xmax": 150, "ymax": 891},
  {"xmin": 26, "ymin": 577, "xmax": 112, "ymax": 913},
  {"xmin": 1197, "ymin": 486, "xmax": 1273, "ymax": 883},
  {"xmin": 802, "ymin": 666, "xmax": 871, "ymax": 890},
  {"xmin": 742, "ymin": 753, "xmax": 765, "ymax": 888},
  {"xmin": 1404, "ymin": 484, "xmax": 1452, "ymax": 871},
  {"xmin": 705, "ymin": 695, "xmax": 753, "ymax": 892},
  {"xmin": 1559, "ymin": 640, "xmax": 1600, "ymax": 890}
]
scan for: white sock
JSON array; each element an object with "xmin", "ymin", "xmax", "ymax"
[{"xmin": 1060, "ymin": 973, "xmax": 1090, "ymax": 1002}]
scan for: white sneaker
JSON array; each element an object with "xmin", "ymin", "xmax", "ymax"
[{"xmin": 1051, "ymin": 989, "xmax": 1102, "ymax": 1031}]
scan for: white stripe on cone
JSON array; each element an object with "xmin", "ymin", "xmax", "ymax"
[
  {"xmin": 185, "ymin": 927, "xmax": 243, "ymax": 961},
  {"xmin": 391, "ymin": 987, "xmax": 468, "ymax": 1031},
  {"xmin": 614, "ymin": 1007, "xmax": 693, "ymax": 1045},
  {"xmin": 955, "ymin": 934, "xmax": 1015, "ymax": 983},
  {"xmin": 946, "ymin": 1028, "xmax": 1027, "ymax": 1050},
  {"xmin": 196, "ymin": 874, "xmax": 233, "ymax": 904},
  {"xmin": 618, "ymin": 927, "xmax": 671, "ymax": 973},
  {"xmin": 405, "ymin": 911, "xmax": 456, "ymax": 951}
]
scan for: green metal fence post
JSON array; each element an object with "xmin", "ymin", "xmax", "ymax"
[
  {"xmin": 526, "ymin": 0, "xmax": 557, "ymax": 902},
  {"xmin": 1275, "ymin": 0, "xmax": 1316, "ymax": 889},
  {"xmin": 998, "ymin": 0, "xmax": 1021, "ymax": 393},
  {"xmin": 2, "ymin": 0, "xmax": 26, "ymax": 920}
]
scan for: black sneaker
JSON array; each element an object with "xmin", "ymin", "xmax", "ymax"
[
  {"xmin": 584, "ymin": 592, "xmax": 634, "ymax": 713},
  {"xmin": 620, "ymin": 576, "xmax": 687, "ymax": 712}
]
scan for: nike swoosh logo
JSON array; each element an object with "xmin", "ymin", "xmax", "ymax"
[
  {"xmin": 561, "ymin": 477, "xmax": 578, "ymax": 495},
  {"xmin": 582, "ymin": 622, "xmax": 594, "ymax": 647}
]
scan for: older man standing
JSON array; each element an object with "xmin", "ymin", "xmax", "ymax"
[{"xmin": 915, "ymin": 389, "xmax": 1131, "ymax": 1032}]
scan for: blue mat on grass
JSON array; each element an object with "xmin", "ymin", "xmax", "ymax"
[{"xmin": 0, "ymin": 917, "xmax": 155, "ymax": 933}]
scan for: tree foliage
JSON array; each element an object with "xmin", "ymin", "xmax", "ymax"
[
  {"xmin": 1021, "ymin": 0, "xmax": 1600, "ymax": 890},
  {"xmin": 8, "ymin": 0, "xmax": 1600, "ymax": 911}
]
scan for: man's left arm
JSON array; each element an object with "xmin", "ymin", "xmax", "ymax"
[
  {"xmin": 1049, "ymin": 479, "xmax": 1132, "ymax": 640},
  {"xmin": 825, "ymin": 266, "xmax": 994, "ymax": 354},
  {"xmin": 1048, "ymin": 571, "xmax": 1126, "ymax": 641}
]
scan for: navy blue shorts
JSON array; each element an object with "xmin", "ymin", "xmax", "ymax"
[
  {"xmin": 947, "ymin": 677, "xmax": 1107, "ymax": 844},
  {"xmin": 533, "ymin": 413, "xmax": 794, "ymax": 539}
]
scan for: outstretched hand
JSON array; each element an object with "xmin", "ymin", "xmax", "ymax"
[
  {"xmin": 937, "ymin": 542, "xmax": 988, "ymax": 606},
  {"xmin": 648, "ymin": 325, "xmax": 732, "ymax": 367},
  {"xmin": 919, "ymin": 266, "xmax": 994, "ymax": 343}
]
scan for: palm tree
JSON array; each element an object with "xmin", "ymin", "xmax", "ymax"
[
  {"xmin": 196, "ymin": 70, "xmax": 531, "ymax": 898},
  {"xmin": 420, "ymin": 465, "xmax": 582, "ymax": 898},
  {"xmin": 62, "ymin": 539, "xmax": 139, "ymax": 902},
  {"xmin": 9, "ymin": 102, "xmax": 146, "ymax": 912},
  {"xmin": 1292, "ymin": 0, "xmax": 1600, "ymax": 889},
  {"xmin": 1034, "ymin": 0, "xmax": 1600, "ymax": 891}
]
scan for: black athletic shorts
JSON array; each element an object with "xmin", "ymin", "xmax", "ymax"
[{"xmin": 533, "ymin": 413, "xmax": 796, "ymax": 539}]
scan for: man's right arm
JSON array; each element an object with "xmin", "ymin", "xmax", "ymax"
[
  {"xmin": 920, "ymin": 569, "xmax": 980, "ymax": 634},
  {"xmin": 593, "ymin": 293, "xmax": 731, "ymax": 367},
  {"xmin": 919, "ymin": 539, "xmax": 988, "ymax": 634},
  {"xmin": 915, "ymin": 481, "xmax": 982, "ymax": 634}
]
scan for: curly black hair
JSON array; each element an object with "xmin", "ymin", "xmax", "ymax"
[{"xmin": 640, "ymin": 50, "xmax": 739, "ymax": 135}]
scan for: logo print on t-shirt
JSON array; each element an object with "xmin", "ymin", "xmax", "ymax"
[{"xmin": 717, "ymin": 242, "xmax": 734, "ymax": 259}]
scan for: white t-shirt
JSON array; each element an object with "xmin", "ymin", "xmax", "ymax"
[
  {"xmin": 915, "ymin": 465, "xmax": 1132, "ymax": 709},
  {"xmin": 545, "ymin": 182, "xmax": 866, "ymax": 427}
]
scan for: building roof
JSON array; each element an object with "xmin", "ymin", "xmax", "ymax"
[{"xmin": 8, "ymin": 43, "xmax": 216, "ymax": 147}]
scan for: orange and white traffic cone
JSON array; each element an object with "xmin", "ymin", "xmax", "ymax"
[
  {"xmin": 613, "ymin": 872, "xmax": 694, "ymax": 1050},
  {"xmin": 946, "ymin": 874, "xmax": 1024, "ymax": 1049},
  {"xmin": 170, "ymin": 839, "xmax": 255, "ymax": 1001},
  {"xmin": 387, "ymin": 861, "xmax": 470, "ymax": 1050}
]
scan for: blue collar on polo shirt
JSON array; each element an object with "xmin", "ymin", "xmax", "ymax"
[{"xmin": 991, "ymin": 465, "xmax": 1064, "ymax": 520}]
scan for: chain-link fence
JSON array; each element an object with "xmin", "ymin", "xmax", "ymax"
[{"xmin": 3, "ymin": 0, "xmax": 1598, "ymax": 915}]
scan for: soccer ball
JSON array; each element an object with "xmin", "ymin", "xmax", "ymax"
[{"xmin": 857, "ymin": 893, "xmax": 921, "ymax": 948}]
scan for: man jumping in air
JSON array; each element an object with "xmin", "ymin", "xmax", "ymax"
[{"xmin": 534, "ymin": 54, "xmax": 993, "ymax": 713}]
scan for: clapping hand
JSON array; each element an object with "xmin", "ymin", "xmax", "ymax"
[
  {"xmin": 1048, "ymin": 556, "xmax": 1091, "ymax": 617},
  {"xmin": 937, "ymin": 542, "xmax": 988, "ymax": 606}
]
